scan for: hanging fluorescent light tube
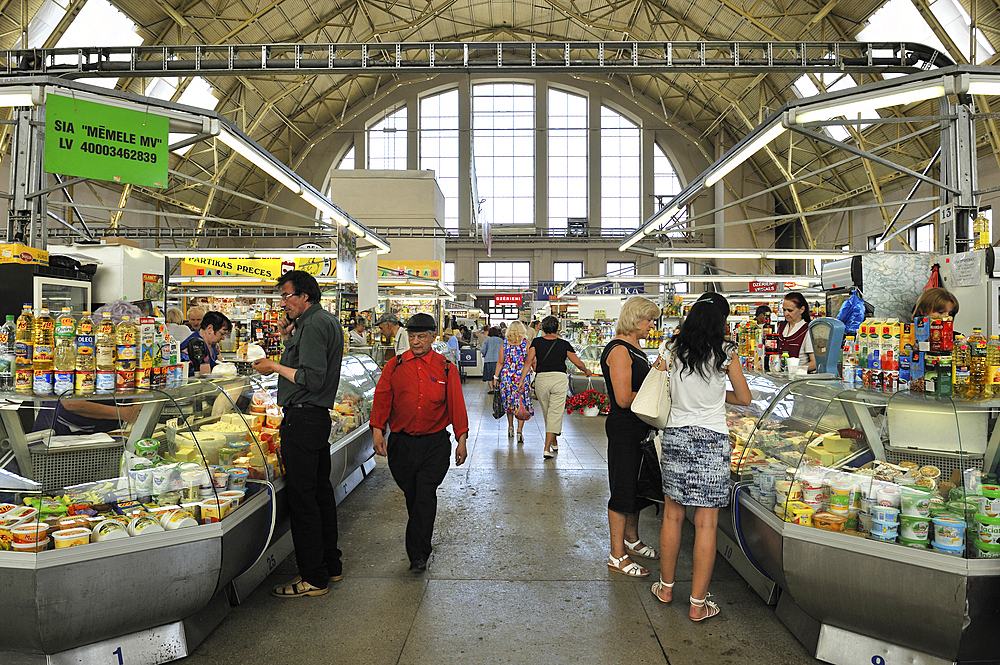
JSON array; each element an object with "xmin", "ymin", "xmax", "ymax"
[
  {"xmin": 0, "ymin": 86, "xmax": 42, "ymax": 107},
  {"xmin": 300, "ymin": 189, "xmax": 349, "ymax": 227},
  {"xmin": 968, "ymin": 80, "xmax": 1000, "ymax": 96},
  {"xmin": 794, "ymin": 84, "xmax": 947, "ymax": 125},
  {"xmin": 656, "ymin": 250, "xmax": 761, "ymax": 259},
  {"xmin": 619, "ymin": 205, "xmax": 680, "ymax": 252},
  {"xmin": 705, "ymin": 123, "xmax": 786, "ymax": 188},
  {"xmin": 763, "ymin": 251, "xmax": 852, "ymax": 260},
  {"xmin": 218, "ymin": 129, "xmax": 302, "ymax": 195}
]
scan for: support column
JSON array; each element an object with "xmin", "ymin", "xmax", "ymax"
[
  {"xmin": 459, "ymin": 78, "xmax": 472, "ymax": 236},
  {"xmin": 407, "ymin": 91, "xmax": 419, "ymax": 171},
  {"xmin": 588, "ymin": 97, "xmax": 602, "ymax": 237},
  {"xmin": 714, "ymin": 130, "xmax": 727, "ymax": 272},
  {"xmin": 354, "ymin": 130, "xmax": 366, "ymax": 170},
  {"xmin": 535, "ymin": 80, "xmax": 548, "ymax": 231}
]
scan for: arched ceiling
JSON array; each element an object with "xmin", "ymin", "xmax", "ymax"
[{"xmin": 3, "ymin": 0, "xmax": 1000, "ymax": 245}]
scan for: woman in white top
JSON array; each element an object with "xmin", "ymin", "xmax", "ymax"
[
  {"xmin": 348, "ymin": 319, "xmax": 368, "ymax": 346},
  {"xmin": 652, "ymin": 292, "xmax": 751, "ymax": 622},
  {"xmin": 776, "ymin": 292, "xmax": 815, "ymax": 372},
  {"xmin": 165, "ymin": 307, "xmax": 194, "ymax": 345}
]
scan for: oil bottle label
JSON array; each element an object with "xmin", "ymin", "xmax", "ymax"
[
  {"xmin": 97, "ymin": 348, "xmax": 114, "ymax": 365},
  {"xmin": 75, "ymin": 370, "xmax": 95, "ymax": 394},
  {"xmin": 33, "ymin": 370, "xmax": 53, "ymax": 394},
  {"xmin": 14, "ymin": 341, "xmax": 31, "ymax": 364},
  {"xmin": 33, "ymin": 345, "xmax": 53, "ymax": 362},
  {"xmin": 0, "ymin": 332, "xmax": 7, "ymax": 346},
  {"xmin": 78, "ymin": 322, "xmax": 93, "ymax": 334},
  {"xmin": 117, "ymin": 344, "xmax": 136, "ymax": 361},
  {"xmin": 76, "ymin": 335, "xmax": 95, "ymax": 354}
]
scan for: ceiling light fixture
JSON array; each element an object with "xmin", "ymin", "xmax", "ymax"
[
  {"xmin": 217, "ymin": 129, "xmax": 302, "ymax": 195},
  {"xmin": 705, "ymin": 123, "xmax": 786, "ymax": 187},
  {"xmin": 793, "ymin": 83, "xmax": 947, "ymax": 125}
]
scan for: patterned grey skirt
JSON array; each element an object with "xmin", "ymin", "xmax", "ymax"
[{"xmin": 661, "ymin": 425, "xmax": 731, "ymax": 508}]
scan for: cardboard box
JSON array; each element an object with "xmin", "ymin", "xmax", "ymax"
[{"xmin": 0, "ymin": 243, "xmax": 49, "ymax": 266}]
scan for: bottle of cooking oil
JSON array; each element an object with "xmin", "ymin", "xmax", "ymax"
[
  {"xmin": 968, "ymin": 328, "xmax": 988, "ymax": 396},
  {"xmin": 14, "ymin": 303, "xmax": 33, "ymax": 394},
  {"xmin": 96, "ymin": 312, "xmax": 116, "ymax": 393},
  {"xmin": 75, "ymin": 311, "xmax": 96, "ymax": 395},
  {"xmin": 953, "ymin": 343, "xmax": 971, "ymax": 396},
  {"xmin": 974, "ymin": 213, "xmax": 991, "ymax": 250},
  {"xmin": 115, "ymin": 315, "xmax": 137, "ymax": 393},
  {"xmin": 988, "ymin": 335, "xmax": 1000, "ymax": 396},
  {"xmin": 32, "ymin": 307, "xmax": 54, "ymax": 395},
  {"xmin": 0, "ymin": 315, "xmax": 14, "ymax": 392},
  {"xmin": 53, "ymin": 307, "xmax": 76, "ymax": 395}
]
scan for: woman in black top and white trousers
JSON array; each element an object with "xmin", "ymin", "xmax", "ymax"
[
  {"xmin": 519, "ymin": 316, "xmax": 590, "ymax": 459},
  {"xmin": 600, "ymin": 296, "xmax": 664, "ymax": 578}
]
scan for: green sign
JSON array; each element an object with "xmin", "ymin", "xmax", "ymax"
[{"xmin": 44, "ymin": 94, "xmax": 168, "ymax": 188}]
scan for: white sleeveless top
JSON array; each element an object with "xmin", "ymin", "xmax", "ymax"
[{"xmin": 666, "ymin": 348, "xmax": 734, "ymax": 435}]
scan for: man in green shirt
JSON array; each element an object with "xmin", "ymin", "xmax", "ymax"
[{"xmin": 253, "ymin": 270, "xmax": 344, "ymax": 598}]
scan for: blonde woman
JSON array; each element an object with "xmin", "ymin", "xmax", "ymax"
[
  {"xmin": 600, "ymin": 296, "xmax": 664, "ymax": 577},
  {"xmin": 495, "ymin": 321, "xmax": 533, "ymax": 441}
]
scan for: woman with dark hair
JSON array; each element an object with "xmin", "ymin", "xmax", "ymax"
[
  {"xmin": 518, "ymin": 315, "xmax": 590, "ymax": 458},
  {"xmin": 777, "ymin": 291, "xmax": 816, "ymax": 372},
  {"xmin": 481, "ymin": 327, "xmax": 503, "ymax": 393},
  {"xmin": 652, "ymin": 293, "xmax": 750, "ymax": 622}
]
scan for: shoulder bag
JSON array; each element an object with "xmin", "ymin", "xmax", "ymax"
[{"xmin": 631, "ymin": 340, "xmax": 672, "ymax": 430}]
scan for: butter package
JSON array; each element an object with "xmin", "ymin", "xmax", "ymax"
[
  {"xmin": 139, "ymin": 317, "xmax": 156, "ymax": 368},
  {"xmin": 915, "ymin": 317, "xmax": 930, "ymax": 351},
  {"xmin": 113, "ymin": 500, "xmax": 143, "ymax": 515}
]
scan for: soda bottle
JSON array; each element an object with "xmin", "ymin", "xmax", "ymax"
[
  {"xmin": 96, "ymin": 312, "xmax": 117, "ymax": 393},
  {"xmin": 987, "ymin": 335, "xmax": 1000, "ymax": 396},
  {"xmin": 53, "ymin": 307, "xmax": 76, "ymax": 395},
  {"xmin": 0, "ymin": 315, "xmax": 14, "ymax": 391},
  {"xmin": 14, "ymin": 303, "xmax": 33, "ymax": 394},
  {"xmin": 115, "ymin": 315, "xmax": 137, "ymax": 393},
  {"xmin": 75, "ymin": 311, "xmax": 96, "ymax": 395},
  {"xmin": 953, "ymin": 344, "xmax": 971, "ymax": 396},
  {"xmin": 32, "ymin": 308, "xmax": 55, "ymax": 395}
]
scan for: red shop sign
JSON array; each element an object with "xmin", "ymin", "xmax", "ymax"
[
  {"xmin": 749, "ymin": 281, "xmax": 778, "ymax": 293},
  {"xmin": 494, "ymin": 294, "xmax": 523, "ymax": 305}
]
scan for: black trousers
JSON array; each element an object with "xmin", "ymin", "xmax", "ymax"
[
  {"xmin": 280, "ymin": 406, "xmax": 340, "ymax": 588},
  {"xmin": 386, "ymin": 430, "xmax": 451, "ymax": 562}
]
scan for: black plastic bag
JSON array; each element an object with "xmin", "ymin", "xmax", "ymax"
[
  {"xmin": 637, "ymin": 431, "xmax": 664, "ymax": 504},
  {"xmin": 492, "ymin": 386, "xmax": 505, "ymax": 419}
]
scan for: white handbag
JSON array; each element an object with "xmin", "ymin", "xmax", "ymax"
[{"xmin": 631, "ymin": 341, "xmax": 672, "ymax": 430}]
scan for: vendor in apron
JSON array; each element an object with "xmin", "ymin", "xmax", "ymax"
[{"xmin": 776, "ymin": 292, "xmax": 816, "ymax": 372}]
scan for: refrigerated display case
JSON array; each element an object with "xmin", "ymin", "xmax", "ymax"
[
  {"xmin": 0, "ymin": 354, "xmax": 379, "ymax": 663},
  {"xmin": 719, "ymin": 372, "xmax": 1000, "ymax": 665}
]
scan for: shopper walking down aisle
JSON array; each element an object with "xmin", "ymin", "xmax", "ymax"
[
  {"xmin": 496, "ymin": 321, "xmax": 533, "ymax": 442},
  {"xmin": 481, "ymin": 327, "xmax": 502, "ymax": 394},
  {"xmin": 518, "ymin": 316, "xmax": 590, "ymax": 459},
  {"xmin": 370, "ymin": 313, "xmax": 469, "ymax": 573},
  {"xmin": 654, "ymin": 293, "xmax": 750, "ymax": 621},
  {"xmin": 600, "ymin": 296, "xmax": 663, "ymax": 578},
  {"xmin": 377, "ymin": 312, "xmax": 408, "ymax": 360},
  {"xmin": 252, "ymin": 270, "xmax": 344, "ymax": 599}
]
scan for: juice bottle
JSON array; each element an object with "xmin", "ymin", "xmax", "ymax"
[
  {"xmin": 115, "ymin": 315, "xmax": 137, "ymax": 393},
  {"xmin": 952, "ymin": 344, "xmax": 971, "ymax": 396},
  {"xmin": 988, "ymin": 335, "xmax": 1000, "ymax": 396},
  {"xmin": 96, "ymin": 312, "xmax": 116, "ymax": 393},
  {"xmin": 53, "ymin": 307, "xmax": 76, "ymax": 395},
  {"xmin": 75, "ymin": 311, "xmax": 96, "ymax": 395},
  {"xmin": 0, "ymin": 315, "xmax": 14, "ymax": 391},
  {"xmin": 32, "ymin": 308, "xmax": 55, "ymax": 395},
  {"xmin": 14, "ymin": 303, "xmax": 33, "ymax": 394}
]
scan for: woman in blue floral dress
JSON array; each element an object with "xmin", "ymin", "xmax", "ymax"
[{"xmin": 495, "ymin": 320, "xmax": 533, "ymax": 442}]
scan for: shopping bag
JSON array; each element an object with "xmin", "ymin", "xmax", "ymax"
[
  {"xmin": 632, "ymin": 344, "xmax": 671, "ymax": 430},
  {"xmin": 515, "ymin": 396, "xmax": 531, "ymax": 421},
  {"xmin": 637, "ymin": 431, "xmax": 663, "ymax": 504},
  {"xmin": 492, "ymin": 386, "xmax": 505, "ymax": 419}
]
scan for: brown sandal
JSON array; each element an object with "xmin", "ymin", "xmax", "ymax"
[{"xmin": 272, "ymin": 579, "xmax": 328, "ymax": 598}]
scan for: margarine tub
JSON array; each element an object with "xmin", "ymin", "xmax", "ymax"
[
  {"xmin": 6, "ymin": 506, "xmax": 38, "ymax": 522},
  {"xmin": 783, "ymin": 500, "xmax": 814, "ymax": 526},
  {"xmin": 91, "ymin": 519, "xmax": 129, "ymax": 542},
  {"xmin": 812, "ymin": 512, "xmax": 847, "ymax": 532},
  {"xmin": 973, "ymin": 539, "xmax": 1000, "ymax": 559},
  {"xmin": 218, "ymin": 490, "xmax": 245, "ymax": 508},
  {"xmin": 55, "ymin": 515, "xmax": 92, "ymax": 530},
  {"xmin": 200, "ymin": 498, "xmax": 232, "ymax": 523},
  {"xmin": 12, "ymin": 537, "xmax": 49, "ymax": 552},
  {"xmin": 933, "ymin": 516, "xmax": 967, "ymax": 547},
  {"xmin": 127, "ymin": 515, "xmax": 165, "ymax": 536},
  {"xmin": 52, "ymin": 527, "xmax": 91, "ymax": 549},
  {"xmin": 159, "ymin": 509, "xmax": 198, "ymax": 530},
  {"xmin": 0, "ymin": 503, "xmax": 16, "ymax": 515},
  {"xmin": 900, "ymin": 486, "xmax": 932, "ymax": 517},
  {"xmin": 11, "ymin": 522, "xmax": 49, "ymax": 544},
  {"xmin": 899, "ymin": 514, "xmax": 932, "ymax": 541},
  {"xmin": 978, "ymin": 485, "xmax": 1000, "ymax": 518},
  {"xmin": 974, "ymin": 513, "xmax": 1000, "ymax": 544}
]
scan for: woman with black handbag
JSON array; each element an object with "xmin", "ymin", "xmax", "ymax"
[
  {"xmin": 652, "ymin": 292, "xmax": 750, "ymax": 621},
  {"xmin": 600, "ymin": 296, "xmax": 664, "ymax": 578}
]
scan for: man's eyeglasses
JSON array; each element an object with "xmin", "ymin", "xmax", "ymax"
[{"xmin": 279, "ymin": 292, "xmax": 302, "ymax": 302}]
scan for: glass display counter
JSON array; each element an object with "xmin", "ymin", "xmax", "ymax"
[
  {"xmin": 0, "ymin": 353, "xmax": 379, "ymax": 663},
  {"xmin": 719, "ymin": 372, "xmax": 1000, "ymax": 664}
]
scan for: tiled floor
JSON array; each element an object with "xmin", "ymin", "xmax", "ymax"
[{"xmin": 179, "ymin": 379, "xmax": 822, "ymax": 665}]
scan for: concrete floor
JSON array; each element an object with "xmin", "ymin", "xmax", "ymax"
[{"xmin": 179, "ymin": 379, "xmax": 822, "ymax": 665}]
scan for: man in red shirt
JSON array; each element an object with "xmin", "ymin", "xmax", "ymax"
[{"xmin": 370, "ymin": 313, "xmax": 469, "ymax": 572}]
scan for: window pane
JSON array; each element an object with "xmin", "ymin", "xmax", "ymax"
[
  {"xmin": 553, "ymin": 262, "xmax": 583, "ymax": 282},
  {"xmin": 548, "ymin": 89, "xmax": 587, "ymax": 233},
  {"xmin": 369, "ymin": 106, "xmax": 407, "ymax": 170},
  {"xmin": 478, "ymin": 262, "xmax": 530, "ymax": 288},
  {"xmin": 473, "ymin": 84, "xmax": 535, "ymax": 226},
  {"xmin": 606, "ymin": 262, "xmax": 636, "ymax": 276},
  {"xmin": 420, "ymin": 90, "xmax": 460, "ymax": 234},
  {"xmin": 601, "ymin": 107, "xmax": 641, "ymax": 234},
  {"xmin": 445, "ymin": 262, "xmax": 456, "ymax": 286},
  {"xmin": 338, "ymin": 145, "xmax": 355, "ymax": 170}
]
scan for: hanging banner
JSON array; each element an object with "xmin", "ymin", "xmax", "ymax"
[
  {"xmin": 536, "ymin": 281, "xmax": 566, "ymax": 301},
  {"xmin": 181, "ymin": 256, "xmax": 334, "ymax": 280},
  {"xmin": 494, "ymin": 294, "xmax": 523, "ymax": 306},
  {"xmin": 582, "ymin": 282, "xmax": 644, "ymax": 295},
  {"xmin": 44, "ymin": 94, "xmax": 168, "ymax": 188},
  {"xmin": 378, "ymin": 260, "xmax": 442, "ymax": 279},
  {"xmin": 749, "ymin": 281, "xmax": 778, "ymax": 293},
  {"xmin": 337, "ymin": 227, "xmax": 358, "ymax": 284}
]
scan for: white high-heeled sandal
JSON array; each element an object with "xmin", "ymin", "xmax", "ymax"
[
  {"xmin": 689, "ymin": 593, "xmax": 721, "ymax": 621},
  {"xmin": 607, "ymin": 553, "xmax": 648, "ymax": 577},
  {"xmin": 650, "ymin": 578, "xmax": 674, "ymax": 603}
]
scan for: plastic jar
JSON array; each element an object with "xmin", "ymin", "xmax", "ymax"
[
  {"xmin": 11, "ymin": 522, "xmax": 49, "ymax": 544},
  {"xmin": 932, "ymin": 516, "xmax": 967, "ymax": 547},
  {"xmin": 91, "ymin": 519, "xmax": 129, "ymax": 542},
  {"xmin": 52, "ymin": 527, "xmax": 91, "ymax": 548},
  {"xmin": 899, "ymin": 514, "xmax": 932, "ymax": 541}
]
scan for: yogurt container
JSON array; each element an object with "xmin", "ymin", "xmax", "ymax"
[
  {"xmin": 11, "ymin": 522, "xmax": 49, "ymax": 544},
  {"xmin": 159, "ymin": 509, "xmax": 198, "ymax": 530},
  {"xmin": 226, "ymin": 468, "xmax": 249, "ymax": 490},
  {"xmin": 870, "ymin": 518, "xmax": 898, "ymax": 540},
  {"xmin": 877, "ymin": 487, "xmax": 901, "ymax": 509},
  {"xmin": 90, "ymin": 519, "xmax": 129, "ymax": 542},
  {"xmin": 134, "ymin": 438, "xmax": 160, "ymax": 460},
  {"xmin": 931, "ymin": 540, "xmax": 965, "ymax": 557},
  {"xmin": 933, "ymin": 516, "xmax": 967, "ymax": 547},
  {"xmin": 978, "ymin": 485, "xmax": 1000, "ymax": 518},
  {"xmin": 12, "ymin": 537, "xmax": 49, "ymax": 552},
  {"xmin": 200, "ymin": 498, "xmax": 233, "ymax": 524},
  {"xmin": 872, "ymin": 505, "xmax": 900, "ymax": 523},
  {"xmin": 900, "ymin": 486, "xmax": 932, "ymax": 517},
  {"xmin": 828, "ymin": 482, "xmax": 852, "ymax": 515},
  {"xmin": 899, "ymin": 514, "xmax": 932, "ymax": 541},
  {"xmin": 972, "ymin": 539, "xmax": 1000, "ymax": 559},
  {"xmin": 127, "ymin": 515, "xmax": 165, "ymax": 536},
  {"xmin": 218, "ymin": 490, "xmax": 245, "ymax": 508},
  {"xmin": 129, "ymin": 467, "xmax": 153, "ymax": 494},
  {"xmin": 974, "ymin": 513, "xmax": 1000, "ymax": 544},
  {"xmin": 52, "ymin": 527, "xmax": 91, "ymax": 549}
]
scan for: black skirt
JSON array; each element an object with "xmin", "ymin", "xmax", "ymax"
[{"xmin": 606, "ymin": 415, "xmax": 654, "ymax": 515}]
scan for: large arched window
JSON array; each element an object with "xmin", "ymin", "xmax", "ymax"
[
  {"xmin": 548, "ymin": 89, "xmax": 588, "ymax": 233},
  {"xmin": 601, "ymin": 107, "xmax": 640, "ymax": 233},
  {"xmin": 654, "ymin": 143, "xmax": 685, "ymax": 237},
  {"xmin": 473, "ymin": 83, "xmax": 534, "ymax": 226},
  {"xmin": 368, "ymin": 106, "xmax": 407, "ymax": 169},
  {"xmin": 420, "ymin": 90, "xmax": 460, "ymax": 233},
  {"xmin": 336, "ymin": 145, "xmax": 355, "ymax": 170}
]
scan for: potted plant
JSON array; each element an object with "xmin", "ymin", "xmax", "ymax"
[{"xmin": 566, "ymin": 389, "xmax": 610, "ymax": 416}]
